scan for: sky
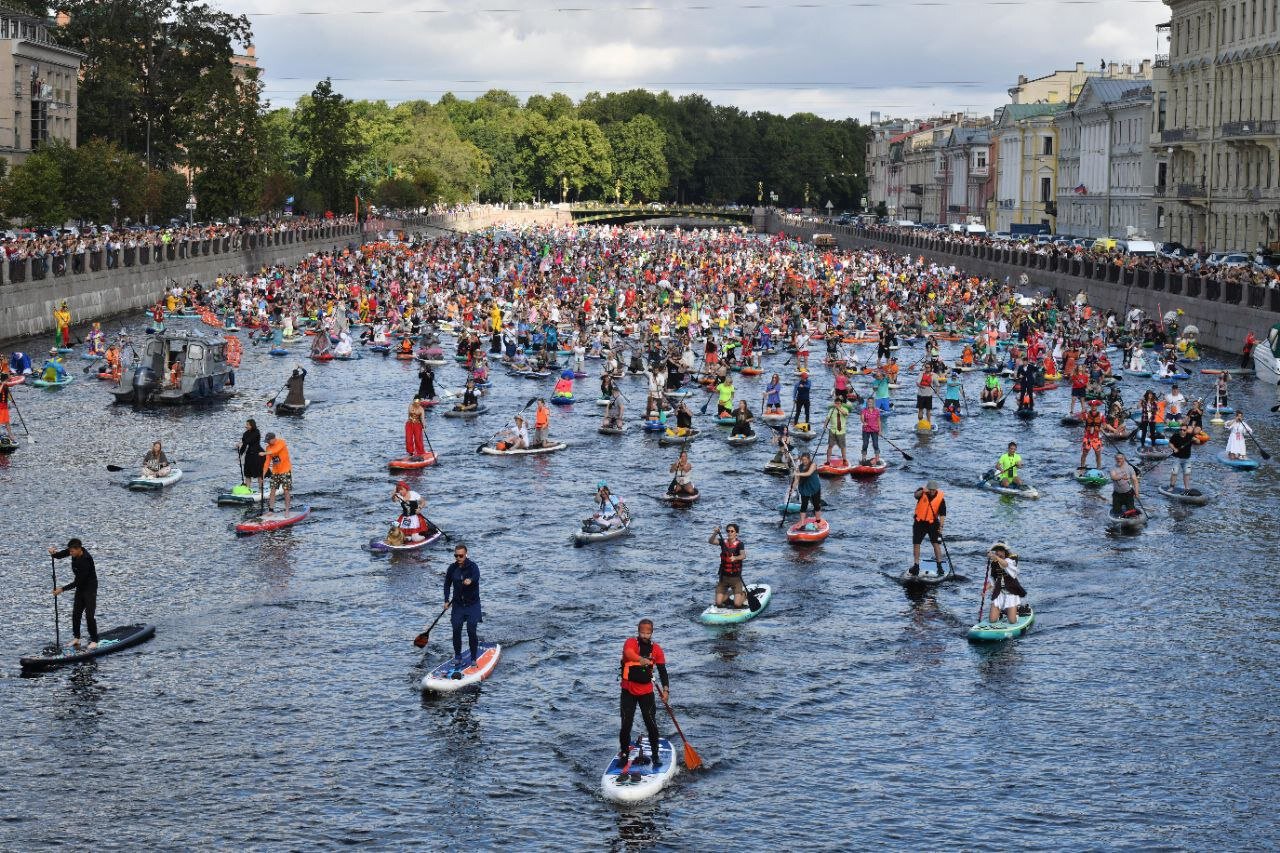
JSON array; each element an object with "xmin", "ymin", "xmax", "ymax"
[{"xmin": 223, "ymin": 0, "xmax": 1169, "ymax": 122}]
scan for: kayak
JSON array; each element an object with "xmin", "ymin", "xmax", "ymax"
[
  {"xmin": 786, "ymin": 518, "xmax": 830, "ymax": 544},
  {"xmin": 1108, "ymin": 507, "xmax": 1149, "ymax": 532},
  {"xmin": 573, "ymin": 521, "xmax": 630, "ymax": 545},
  {"xmin": 1157, "ymin": 484, "xmax": 1211, "ymax": 505},
  {"xmin": 480, "ymin": 441, "xmax": 567, "ymax": 456},
  {"xmin": 817, "ymin": 458, "xmax": 853, "ymax": 476},
  {"xmin": 275, "ymin": 400, "xmax": 309, "ymax": 415},
  {"xmin": 658, "ymin": 428, "xmax": 699, "ymax": 446},
  {"xmin": 30, "ymin": 376, "xmax": 73, "ymax": 388},
  {"xmin": 699, "ymin": 584, "xmax": 772, "ymax": 625},
  {"xmin": 442, "ymin": 406, "xmax": 487, "ymax": 418},
  {"xmin": 601, "ymin": 737, "xmax": 678, "ymax": 804},
  {"xmin": 421, "ymin": 642, "xmax": 502, "ymax": 694},
  {"xmin": 215, "ymin": 485, "xmax": 265, "ymax": 506},
  {"xmin": 388, "ymin": 454, "xmax": 437, "ymax": 470},
  {"xmin": 235, "ymin": 504, "xmax": 311, "ymax": 535},
  {"xmin": 850, "ymin": 460, "xmax": 887, "ymax": 477},
  {"xmin": 726, "ymin": 432, "xmax": 758, "ymax": 446},
  {"xmin": 598, "ymin": 423, "xmax": 626, "ymax": 435},
  {"xmin": 20, "ymin": 624, "xmax": 156, "ymax": 671},
  {"xmin": 968, "ymin": 606, "xmax": 1035, "ymax": 642},
  {"xmin": 980, "ymin": 476, "xmax": 1039, "ymax": 499},
  {"xmin": 1216, "ymin": 451, "xmax": 1259, "ymax": 470},
  {"xmin": 127, "ymin": 467, "xmax": 183, "ymax": 490},
  {"xmin": 1076, "ymin": 468, "xmax": 1108, "ymax": 487},
  {"xmin": 369, "ymin": 528, "xmax": 442, "ymax": 553}
]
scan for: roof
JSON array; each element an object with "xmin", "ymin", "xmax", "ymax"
[
  {"xmin": 948, "ymin": 127, "xmax": 990, "ymax": 146},
  {"xmin": 1084, "ymin": 78, "xmax": 1153, "ymax": 105},
  {"xmin": 889, "ymin": 122, "xmax": 933, "ymax": 145},
  {"xmin": 1001, "ymin": 102, "xmax": 1069, "ymax": 122}
]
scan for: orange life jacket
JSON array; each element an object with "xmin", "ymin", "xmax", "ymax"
[{"xmin": 914, "ymin": 490, "xmax": 944, "ymax": 523}]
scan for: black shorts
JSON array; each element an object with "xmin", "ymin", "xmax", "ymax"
[
  {"xmin": 1071, "ymin": 386, "xmax": 1086, "ymax": 398},
  {"xmin": 916, "ymin": 395, "xmax": 933, "ymax": 410},
  {"xmin": 912, "ymin": 520, "xmax": 941, "ymax": 544}
]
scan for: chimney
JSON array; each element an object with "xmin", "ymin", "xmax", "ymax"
[
  {"xmin": 1018, "ymin": 74, "xmax": 1028, "ymax": 85},
  {"xmin": 1075, "ymin": 61, "xmax": 1084, "ymax": 72},
  {"xmin": 1108, "ymin": 61, "xmax": 1118, "ymax": 76},
  {"xmin": 1140, "ymin": 58, "xmax": 1152, "ymax": 76},
  {"xmin": 246, "ymin": 44, "xmax": 256, "ymax": 58},
  {"xmin": 1122, "ymin": 63, "xmax": 1131, "ymax": 75}
]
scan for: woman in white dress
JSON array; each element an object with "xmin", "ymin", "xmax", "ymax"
[
  {"xmin": 985, "ymin": 543, "xmax": 1026, "ymax": 625},
  {"xmin": 1225, "ymin": 412, "xmax": 1253, "ymax": 459}
]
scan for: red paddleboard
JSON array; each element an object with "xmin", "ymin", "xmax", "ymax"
[
  {"xmin": 5, "ymin": 375, "xmax": 25, "ymax": 386},
  {"xmin": 388, "ymin": 453, "xmax": 437, "ymax": 471},
  {"xmin": 817, "ymin": 458, "xmax": 853, "ymax": 477},
  {"xmin": 851, "ymin": 461, "xmax": 888, "ymax": 477},
  {"xmin": 236, "ymin": 505, "xmax": 310, "ymax": 535},
  {"xmin": 786, "ymin": 518, "xmax": 830, "ymax": 543}
]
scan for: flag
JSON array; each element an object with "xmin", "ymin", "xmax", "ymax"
[{"xmin": 1073, "ymin": 184, "xmax": 1087, "ymax": 195}]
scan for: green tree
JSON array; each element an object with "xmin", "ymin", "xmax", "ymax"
[
  {"xmin": 372, "ymin": 177, "xmax": 423, "ymax": 209},
  {"xmin": 64, "ymin": 139, "xmax": 147, "ymax": 223},
  {"xmin": 2, "ymin": 144, "xmax": 72, "ymax": 224},
  {"xmin": 187, "ymin": 70, "xmax": 265, "ymax": 217},
  {"xmin": 528, "ymin": 116, "xmax": 612, "ymax": 201},
  {"xmin": 292, "ymin": 79, "xmax": 366, "ymax": 213},
  {"xmin": 603, "ymin": 115, "xmax": 667, "ymax": 202}
]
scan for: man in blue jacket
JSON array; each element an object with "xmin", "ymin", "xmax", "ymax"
[{"xmin": 444, "ymin": 542, "xmax": 482, "ymax": 677}]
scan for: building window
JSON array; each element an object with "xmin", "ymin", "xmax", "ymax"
[
  {"xmin": 1157, "ymin": 92, "xmax": 1167, "ymax": 131},
  {"xmin": 1042, "ymin": 136, "xmax": 1053, "ymax": 155},
  {"xmin": 1040, "ymin": 177, "xmax": 1052, "ymax": 203}
]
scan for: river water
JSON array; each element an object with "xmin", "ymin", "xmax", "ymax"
[{"xmin": 2, "ymin": 318, "xmax": 1277, "ymax": 850}]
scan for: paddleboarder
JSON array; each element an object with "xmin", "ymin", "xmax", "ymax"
[
  {"xmin": 668, "ymin": 451, "xmax": 697, "ymax": 497},
  {"xmin": 708, "ymin": 524, "xmax": 746, "ymax": 609},
  {"xmin": 416, "ymin": 364, "xmax": 436, "ymax": 402},
  {"xmin": 392, "ymin": 480, "xmax": 432, "ymax": 542},
  {"xmin": 1109, "ymin": 452, "xmax": 1140, "ymax": 515},
  {"xmin": 53, "ymin": 301, "xmax": 72, "ymax": 348},
  {"xmin": 984, "ymin": 542, "xmax": 1026, "ymax": 626},
  {"xmin": 1077, "ymin": 400, "xmax": 1105, "ymax": 473},
  {"xmin": 405, "ymin": 398, "xmax": 427, "ymax": 460},
  {"xmin": 48, "ymin": 539, "xmax": 98, "ymax": 650},
  {"xmin": 618, "ymin": 619, "xmax": 670, "ymax": 768},
  {"xmin": 443, "ymin": 543, "xmax": 481, "ymax": 676},
  {"xmin": 263, "ymin": 432, "xmax": 293, "ymax": 513},
  {"xmin": 140, "ymin": 440, "xmax": 173, "ymax": 479},
  {"xmin": 793, "ymin": 370, "xmax": 811, "ymax": 426},
  {"xmin": 532, "ymin": 399, "xmax": 551, "ymax": 448},
  {"xmin": 239, "ymin": 418, "xmax": 264, "ymax": 490},
  {"xmin": 1225, "ymin": 411, "xmax": 1253, "ymax": 460},
  {"xmin": 1168, "ymin": 422, "xmax": 1196, "ymax": 491},
  {"xmin": 994, "ymin": 441, "xmax": 1024, "ymax": 489},
  {"xmin": 791, "ymin": 451, "xmax": 822, "ymax": 529},
  {"xmin": 0, "ymin": 378, "xmax": 14, "ymax": 444},
  {"xmin": 283, "ymin": 366, "xmax": 306, "ymax": 409},
  {"xmin": 910, "ymin": 480, "xmax": 946, "ymax": 576}
]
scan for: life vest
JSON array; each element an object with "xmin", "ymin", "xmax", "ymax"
[
  {"xmin": 534, "ymin": 406, "xmax": 549, "ymax": 429},
  {"xmin": 718, "ymin": 539, "xmax": 744, "ymax": 576},
  {"xmin": 914, "ymin": 490, "xmax": 944, "ymax": 523},
  {"xmin": 620, "ymin": 638, "xmax": 660, "ymax": 688}
]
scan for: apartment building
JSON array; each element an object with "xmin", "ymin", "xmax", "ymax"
[
  {"xmin": 0, "ymin": 4, "xmax": 83, "ymax": 166},
  {"xmin": 994, "ymin": 103, "xmax": 1067, "ymax": 232}
]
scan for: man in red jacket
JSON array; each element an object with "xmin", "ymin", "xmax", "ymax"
[{"xmin": 618, "ymin": 619, "xmax": 670, "ymax": 768}]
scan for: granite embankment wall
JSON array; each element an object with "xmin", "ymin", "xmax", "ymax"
[
  {"xmin": 766, "ymin": 213, "xmax": 1279, "ymax": 354},
  {"xmin": 0, "ymin": 223, "xmax": 361, "ymax": 345}
]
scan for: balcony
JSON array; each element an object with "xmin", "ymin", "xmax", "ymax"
[
  {"xmin": 1155, "ymin": 184, "xmax": 1167, "ymax": 196},
  {"xmin": 1222, "ymin": 120, "xmax": 1276, "ymax": 138},
  {"xmin": 909, "ymin": 183, "xmax": 923, "ymax": 195},
  {"xmin": 1155, "ymin": 53, "xmax": 1169, "ymax": 67},
  {"xmin": 1162, "ymin": 129, "xmax": 1198, "ymax": 143},
  {"xmin": 1176, "ymin": 182, "xmax": 1206, "ymax": 200}
]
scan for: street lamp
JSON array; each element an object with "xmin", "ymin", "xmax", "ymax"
[
  {"xmin": 111, "ymin": 197, "xmax": 120, "ymax": 228},
  {"xmin": 185, "ymin": 192, "xmax": 197, "ymax": 225}
]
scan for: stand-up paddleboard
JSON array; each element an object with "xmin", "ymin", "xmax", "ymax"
[
  {"xmin": 127, "ymin": 467, "xmax": 183, "ymax": 491},
  {"xmin": 914, "ymin": 421, "xmax": 937, "ymax": 435},
  {"xmin": 980, "ymin": 474, "xmax": 1039, "ymax": 499},
  {"xmin": 20, "ymin": 624, "xmax": 156, "ymax": 671},
  {"xmin": 1157, "ymin": 484, "xmax": 1211, "ymax": 505},
  {"xmin": 726, "ymin": 432, "xmax": 758, "ymax": 446},
  {"xmin": 1108, "ymin": 507, "xmax": 1148, "ymax": 532},
  {"xmin": 480, "ymin": 441, "xmax": 567, "ymax": 456},
  {"xmin": 216, "ymin": 484, "xmax": 264, "ymax": 505},
  {"xmin": 817, "ymin": 458, "xmax": 853, "ymax": 477},
  {"xmin": 573, "ymin": 521, "xmax": 630, "ymax": 545},
  {"xmin": 662, "ymin": 488, "xmax": 700, "ymax": 505},
  {"xmin": 601, "ymin": 737, "xmax": 678, "ymax": 804},
  {"xmin": 236, "ymin": 504, "xmax": 311, "ymax": 535},
  {"xmin": 370, "ymin": 528, "xmax": 441, "ymax": 553},
  {"xmin": 658, "ymin": 429, "xmax": 698, "ymax": 447},
  {"xmin": 790, "ymin": 427, "xmax": 815, "ymax": 441},
  {"xmin": 889, "ymin": 563, "xmax": 949, "ymax": 587},
  {"xmin": 1076, "ymin": 468, "xmax": 1108, "ymax": 487},
  {"xmin": 699, "ymin": 584, "xmax": 771, "ymax": 624},
  {"xmin": 1216, "ymin": 451, "xmax": 1260, "ymax": 470},
  {"xmin": 388, "ymin": 453, "xmax": 437, "ymax": 471},
  {"xmin": 786, "ymin": 518, "xmax": 830, "ymax": 544},
  {"xmin": 850, "ymin": 460, "xmax": 888, "ymax": 477},
  {"xmin": 442, "ymin": 406, "xmax": 487, "ymax": 418},
  {"xmin": 967, "ymin": 606, "xmax": 1034, "ymax": 641},
  {"xmin": 31, "ymin": 376, "xmax": 73, "ymax": 388},
  {"xmin": 275, "ymin": 399, "xmax": 309, "ymax": 415},
  {"xmin": 420, "ymin": 642, "xmax": 501, "ymax": 693},
  {"xmin": 598, "ymin": 423, "xmax": 625, "ymax": 435},
  {"xmin": 1015, "ymin": 407, "xmax": 1038, "ymax": 419}
]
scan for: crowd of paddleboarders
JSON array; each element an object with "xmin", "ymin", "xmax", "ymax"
[{"xmin": 8, "ymin": 222, "xmax": 1274, "ymax": 799}]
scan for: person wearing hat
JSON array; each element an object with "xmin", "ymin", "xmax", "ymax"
[
  {"xmin": 282, "ymin": 365, "xmax": 307, "ymax": 409},
  {"xmin": 48, "ymin": 538, "xmax": 98, "ymax": 650},
  {"xmin": 584, "ymin": 481, "xmax": 628, "ymax": 532},
  {"xmin": 984, "ymin": 543, "xmax": 1026, "ymax": 625},
  {"xmin": 40, "ymin": 349, "xmax": 67, "ymax": 384},
  {"xmin": 53, "ymin": 301, "xmax": 72, "ymax": 348},
  {"xmin": 392, "ymin": 480, "xmax": 432, "ymax": 542},
  {"xmin": 910, "ymin": 480, "xmax": 946, "ymax": 576},
  {"xmin": 792, "ymin": 369, "xmax": 811, "ymax": 426},
  {"xmin": 1077, "ymin": 400, "xmax": 1105, "ymax": 472},
  {"xmin": 495, "ymin": 414, "xmax": 528, "ymax": 451},
  {"xmin": 791, "ymin": 451, "xmax": 822, "ymax": 528},
  {"xmin": 262, "ymin": 431, "xmax": 293, "ymax": 514}
]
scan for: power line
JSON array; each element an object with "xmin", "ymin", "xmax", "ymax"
[{"xmin": 232, "ymin": 0, "xmax": 1161, "ymax": 13}]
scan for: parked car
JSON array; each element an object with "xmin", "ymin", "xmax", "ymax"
[
  {"xmin": 1219, "ymin": 253, "xmax": 1252, "ymax": 267},
  {"xmin": 1121, "ymin": 239, "xmax": 1158, "ymax": 257}
]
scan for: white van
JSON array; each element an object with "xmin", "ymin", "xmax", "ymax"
[
  {"xmin": 894, "ymin": 220, "xmax": 919, "ymax": 228},
  {"xmin": 964, "ymin": 224, "xmax": 988, "ymax": 236},
  {"xmin": 1122, "ymin": 239, "xmax": 1157, "ymax": 257}
]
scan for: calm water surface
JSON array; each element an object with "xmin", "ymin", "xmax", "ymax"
[{"xmin": 2, "ymin": 320, "xmax": 1278, "ymax": 850}]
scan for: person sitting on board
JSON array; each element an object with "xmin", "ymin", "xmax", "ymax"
[
  {"xmin": 980, "ymin": 373, "xmax": 1003, "ymax": 404},
  {"xmin": 995, "ymin": 441, "xmax": 1024, "ymax": 489},
  {"xmin": 709, "ymin": 524, "xmax": 746, "ymax": 609},
  {"xmin": 1109, "ymin": 452, "xmax": 1140, "ymax": 516},
  {"xmin": 334, "ymin": 331, "xmax": 353, "ymax": 357},
  {"xmin": 617, "ymin": 619, "xmax": 670, "ymax": 768},
  {"xmin": 9, "ymin": 350, "xmax": 32, "ymax": 375},
  {"xmin": 910, "ymin": 480, "xmax": 946, "ymax": 576},
  {"xmin": 791, "ymin": 451, "xmax": 823, "ymax": 530},
  {"xmin": 586, "ymin": 482, "xmax": 628, "ymax": 532},
  {"xmin": 1225, "ymin": 411, "xmax": 1253, "ymax": 460},
  {"xmin": 392, "ymin": 480, "xmax": 431, "ymax": 542},
  {"xmin": 282, "ymin": 367, "xmax": 306, "ymax": 409},
  {"xmin": 140, "ymin": 440, "xmax": 172, "ymax": 479},
  {"xmin": 50, "ymin": 538, "xmax": 98, "ymax": 650},
  {"xmin": 495, "ymin": 415, "xmax": 529, "ymax": 452},
  {"xmin": 86, "ymin": 322, "xmax": 105, "ymax": 356},
  {"xmin": 984, "ymin": 543, "xmax": 1026, "ymax": 626},
  {"xmin": 670, "ymin": 400, "xmax": 693, "ymax": 435},
  {"xmin": 669, "ymin": 450, "xmax": 697, "ymax": 497},
  {"xmin": 729, "ymin": 400, "xmax": 755, "ymax": 438},
  {"xmin": 1185, "ymin": 400, "xmax": 1205, "ymax": 432},
  {"xmin": 1168, "ymin": 422, "xmax": 1196, "ymax": 492},
  {"xmin": 40, "ymin": 350, "xmax": 66, "ymax": 383},
  {"xmin": 262, "ymin": 432, "xmax": 293, "ymax": 514},
  {"xmin": 444, "ymin": 543, "xmax": 482, "ymax": 676}
]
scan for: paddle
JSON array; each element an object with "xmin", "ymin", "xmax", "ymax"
[
  {"xmin": 265, "ymin": 378, "xmax": 290, "ymax": 410},
  {"xmin": 880, "ymin": 433, "xmax": 914, "ymax": 462},
  {"xmin": 1249, "ymin": 432, "xmax": 1272, "ymax": 461},
  {"xmin": 8, "ymin": 391, "xmax": 34, "ymax": 444},
  {"xmin": 475, "ymin": 396, "xmax": 538, "ymax": 453},
  {"xmin": 978, "ymin": 557, "xmax": 991, "ymax": 622},
  {"xmin": 412, "ymin": 601, "xmax": 451, "ymax": 648},
  {"xmin": 49, "ymin": 555, "xmax": 61, "ymax": 650},
  {"xmin": 659, "ymin": 692, "xmax": 702, "ymax": 771},
  {"xmin": 699, "ymin": 384, "xmax": 717, "ymax": 415}
]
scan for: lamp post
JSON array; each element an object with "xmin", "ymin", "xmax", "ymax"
[
  {"xmin": 111, "ymin": 198, "xmax": 119, "ymax": 228},
  {"xmin": 185, "ymin": 193, "xmax": 196, "ymax": 225}
]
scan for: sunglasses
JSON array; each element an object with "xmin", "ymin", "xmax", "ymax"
[{"xmin": 453, "ymin": 552, "xmax": 466, "ymax": 558}]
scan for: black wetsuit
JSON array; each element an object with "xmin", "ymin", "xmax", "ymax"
[
  {"xmin": 444, "ymin": 558, "xmax": 482, "ymax": 663},
  {"xmin": 417, "ymin": 366, "xmax": 435, "ymax": 400},
  {"xmin": 53, "ymin": 548, "xmax": 98, "ymax": 643}
]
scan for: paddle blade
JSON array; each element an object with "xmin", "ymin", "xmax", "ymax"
[
  {"xmin": 682, "ymin": 740, "xmax": 703, "ymax": 771},
  {"xmin": 412, "ymin": 631, "xmax": 429, "ymax": 648},
  {"xmin": 105, "ymin": 464, "xmax": 125, "ymax": 472},
  {"xmin": 369, "ymin": 538, "xmax": 388, "ymax": 553}
]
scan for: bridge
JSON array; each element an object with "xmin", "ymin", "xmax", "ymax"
[{"xmin": 567, "ymin": 205, "xmax": 763, "ymax": 229}]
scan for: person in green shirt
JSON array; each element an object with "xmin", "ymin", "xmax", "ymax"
[
  {"xmin": 995, "ymin": 441, "xmax": 1024, "ymax": 487},
  {"xmin": 715, "ymin": 374, "xmax": 735, "ymax": 417},
  {"xmin": 981, "ymin": 373, "xmax": 1004, "ymax": 403},
  {"xmin": 825, "ymin": 399, "xmax": 850, "ymax": 463}
]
